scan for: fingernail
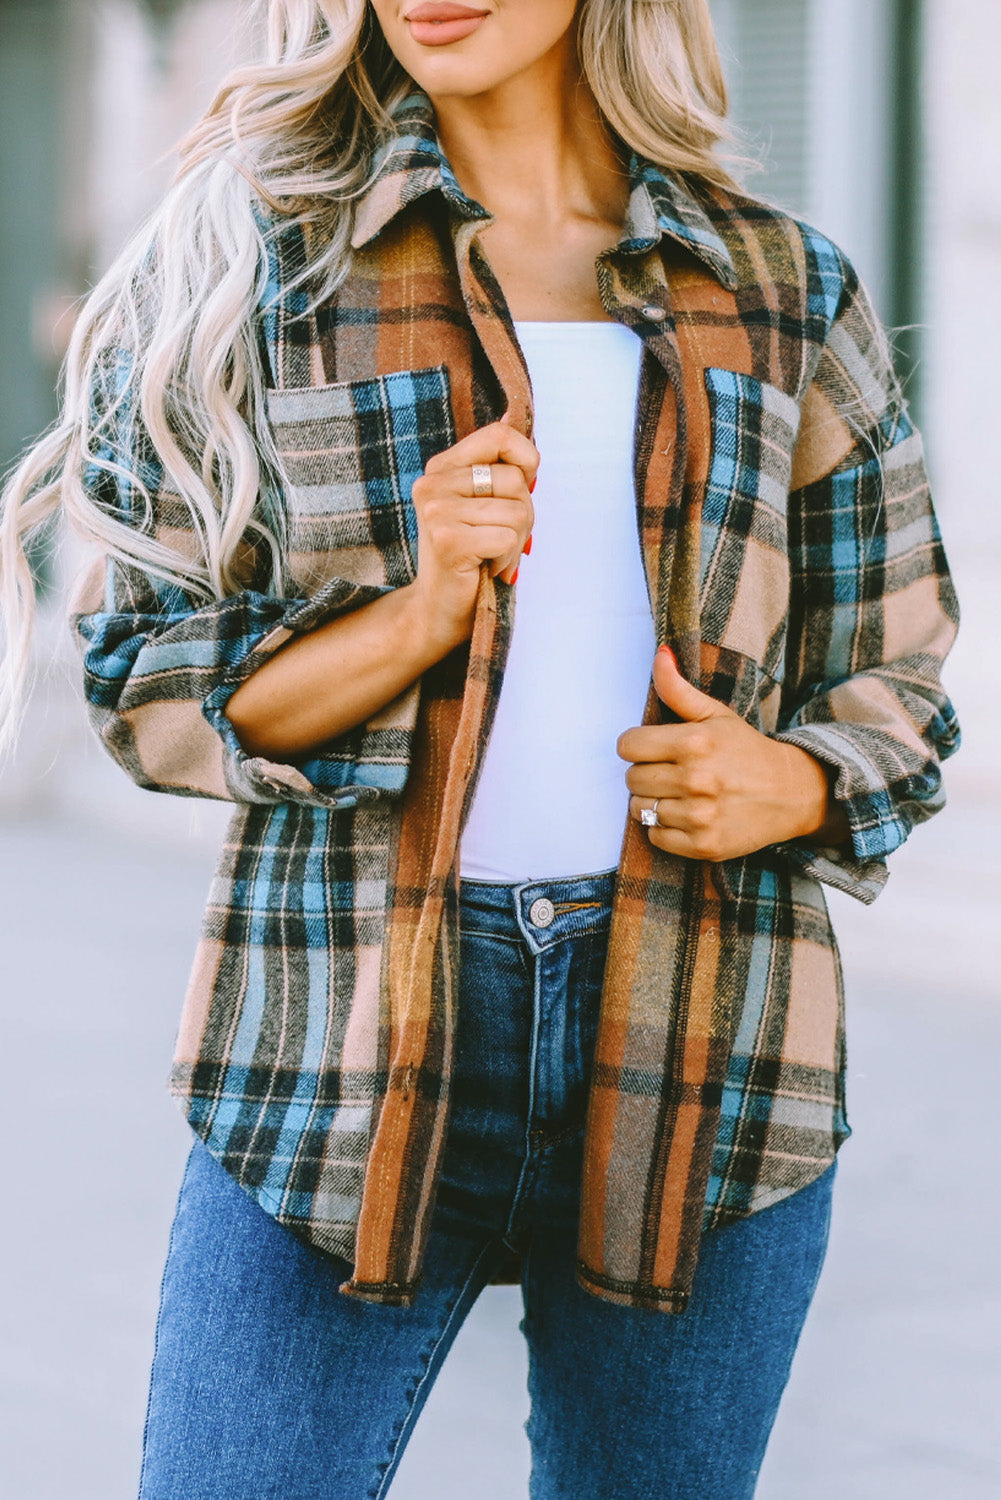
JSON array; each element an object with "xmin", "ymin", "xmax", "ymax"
[
  {"xmin": 658, "ymin": 644, "xmax": 676, "ymax": 663},
  {"xmin": 511, "ymin": 567, "xmax": 519, "ymax": 585},
  {"xmin": 524, "ymin": 533, "xmax": 533, "ymax": 556},
  {"xmin": 529, "ymin": 478, "xmax": 537, "ymax": 494}
]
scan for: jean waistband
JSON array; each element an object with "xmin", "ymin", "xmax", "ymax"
[{"xmin": 458, "ymin": 870, "xmax": 616, "ymax": 952}]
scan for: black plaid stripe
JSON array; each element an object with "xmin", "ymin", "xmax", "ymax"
[{"xmin": 266, "ymin": 365, "xmax": 455, "ymax": 591}]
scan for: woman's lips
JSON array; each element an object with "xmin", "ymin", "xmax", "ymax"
[{"xmin": 405, "ymin": 3, "xmax": 489, "ymax": 47}]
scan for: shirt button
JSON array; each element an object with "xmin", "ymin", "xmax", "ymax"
[
  {"xmin": 641, "ymin": 304, "xmax": 667, "ymax": 323},
  {"xmin": 529, "ymin": 897, "xmax": 555, "ymax": 928}
]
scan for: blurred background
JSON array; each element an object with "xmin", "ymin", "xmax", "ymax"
[{"xmin": 0, "ymin": 1, "xmax": 998, "ymax": 1496}]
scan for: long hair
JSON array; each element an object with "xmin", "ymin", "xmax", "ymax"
[{"xmin": 0, "ymin": 0, "xmax": 735, "ymax": 754}]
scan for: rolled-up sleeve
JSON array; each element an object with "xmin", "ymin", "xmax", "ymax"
[
  {"xmin": 69, "ymin": 335, "xmax": 420, "ymax": 809},
  {"xmin": 772, "ymin": 262, "xmax": 960, "ymax": 903},
  {"xmin": 73, "ymin": 567, "xmax": 418, "ymax": 808}
]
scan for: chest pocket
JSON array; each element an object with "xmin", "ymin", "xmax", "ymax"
[
  {"xmin": 265, "ymin": 365, "xmax": 456, "ymax": 594},
  {"xmin": 699, "ymin": 368, "xmax": 802, "ymax": 685}
]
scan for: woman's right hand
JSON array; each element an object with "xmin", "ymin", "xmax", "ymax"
[
  {"xmin": 408, "ymin": 420, "xmax": 538, "ymax": 651},
  {"xmin": 226, "ymin": 424, "xmax": 537, "ymax": 761}
]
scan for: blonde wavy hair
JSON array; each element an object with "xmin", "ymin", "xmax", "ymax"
[{"xmin": 0, "ymin": 0, "xmax": 735, "ymax": 754}]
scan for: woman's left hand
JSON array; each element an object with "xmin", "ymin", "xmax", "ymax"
[{"xmin": 619, "ymin": 647, "xmax": 850, "ymax": 862}]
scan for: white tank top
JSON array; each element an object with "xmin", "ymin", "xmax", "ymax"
[{"xmin": 459, "ymin": 320, "xmax": 656, "ymax": 882}]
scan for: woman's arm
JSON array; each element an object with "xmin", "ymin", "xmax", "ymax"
[
  {"xmin": 75, "ymin": 413, "xmax": 536, "ymax": 802},
  {"xmin": 769, "ymin": 266, "xmax": 960, "ymax": 896},
  {"xmin": 224, "ymin": 583, "xmax": 448, "ymax": 760},
  {"xmin": 225, "ymin": 422, "xmax": 537, "ymax": 759},
  {"xmin": 619, "ymin": 255, "xmax": 958, "ymax": 894}
]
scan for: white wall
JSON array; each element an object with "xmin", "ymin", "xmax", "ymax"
[
  {"xmin": 922, "ymin": 0, "xmax": 1001, "ymax": 559},
  {"xmin": 914, "ymin": 0, "xmax": 1001, "ymax": 812}
]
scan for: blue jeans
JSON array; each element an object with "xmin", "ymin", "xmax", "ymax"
[{"xmin": 139, "ymin": 872, "xmax": 835, "ymax": 1500}]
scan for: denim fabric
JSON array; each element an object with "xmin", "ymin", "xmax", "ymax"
[{"xmin": 139, "ymin": 873, "xmax": 835, "ymax": 1500}]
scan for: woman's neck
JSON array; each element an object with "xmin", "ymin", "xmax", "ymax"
[
  {"xmin": 428, "ymin": 44, "xmax": 630, "ymax": 322},
  {"xmin": 429, "ymin": 44, "xmax": 627, "ymax": 240}
]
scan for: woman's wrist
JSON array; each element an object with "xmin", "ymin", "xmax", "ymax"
[
  {"xmin": 400, "ymin": 574, "xmax": 478, "ymax": 659},
  {"xmin": 780, "ymin": 743, "xmax": 850, "ymax": 847}
]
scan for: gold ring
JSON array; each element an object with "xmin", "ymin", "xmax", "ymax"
[{"xmin": 471, "ymin": 464, "xmax": 494, "ymax": 497}]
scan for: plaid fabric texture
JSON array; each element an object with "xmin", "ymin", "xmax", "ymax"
[{"xmin": 70, "ymin": 92, "xmax": 959, "ymax": 1312}]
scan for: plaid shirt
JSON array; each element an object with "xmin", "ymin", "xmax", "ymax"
[{"xmin": 73, "ymin": 93, "xmax": 959, "ymax": 1312}]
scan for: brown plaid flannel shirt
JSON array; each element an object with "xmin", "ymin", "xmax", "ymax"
[{"xmin": 73, "ymin": 93, "xmax": 959, "ymax": 1312}]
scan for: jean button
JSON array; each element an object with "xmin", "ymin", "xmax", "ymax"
[{"xmin": 529, "ymin": 897, "xmax": 555, "ymax": 928}]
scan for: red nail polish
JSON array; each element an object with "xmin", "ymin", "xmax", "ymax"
[
  {"xmin": 511, "ymin": 567, "xmax": 519, "ymax": 585},
  {"xmin": 524, "ymin": 533, "xmax": 533, "ymax": 556},
  {"xmin": 529, "ymin": 478, "xmax": 537, "ymax": 494}
]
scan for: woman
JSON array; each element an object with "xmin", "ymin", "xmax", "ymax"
[{"xmin": 0, "ymin": 1, "xmax": 959, "ymax": 1496}]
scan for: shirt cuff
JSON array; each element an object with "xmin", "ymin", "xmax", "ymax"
[
  {"xmin": 202, "ymin": 576, "xmax": 413, "ymax": 809},
  {"xmin": 769, "ymin": 723, "xmax": 906, "ymax": 904}
]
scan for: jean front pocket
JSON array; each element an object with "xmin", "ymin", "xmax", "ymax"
[
  {"xmin": 700, "ymin": 369, "xmax": 802, "ymax": 676},
  {"xmin": 265, "ymin": 365, "xmax": 456, "ymax": 594}
]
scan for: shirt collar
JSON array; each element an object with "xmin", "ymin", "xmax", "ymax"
[{"xmin": 350, "ymin": 91, "xmax": 737, "ymax": 291}]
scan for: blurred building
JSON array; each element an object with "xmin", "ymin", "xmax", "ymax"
[
  {"xmin": 0, "ymin": 0, "xmax": 254, "ymax": 485},
  {"xmin": 0, "ymin": 0, "xmax": 997, "ymax": 819},
  {"xmin": 712, "ymin": 1, "xmax": 1000, "ymax": 579},
  {"xmin": 713, "ymin": 0, "xmax": 905, "ymax": 345}
]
